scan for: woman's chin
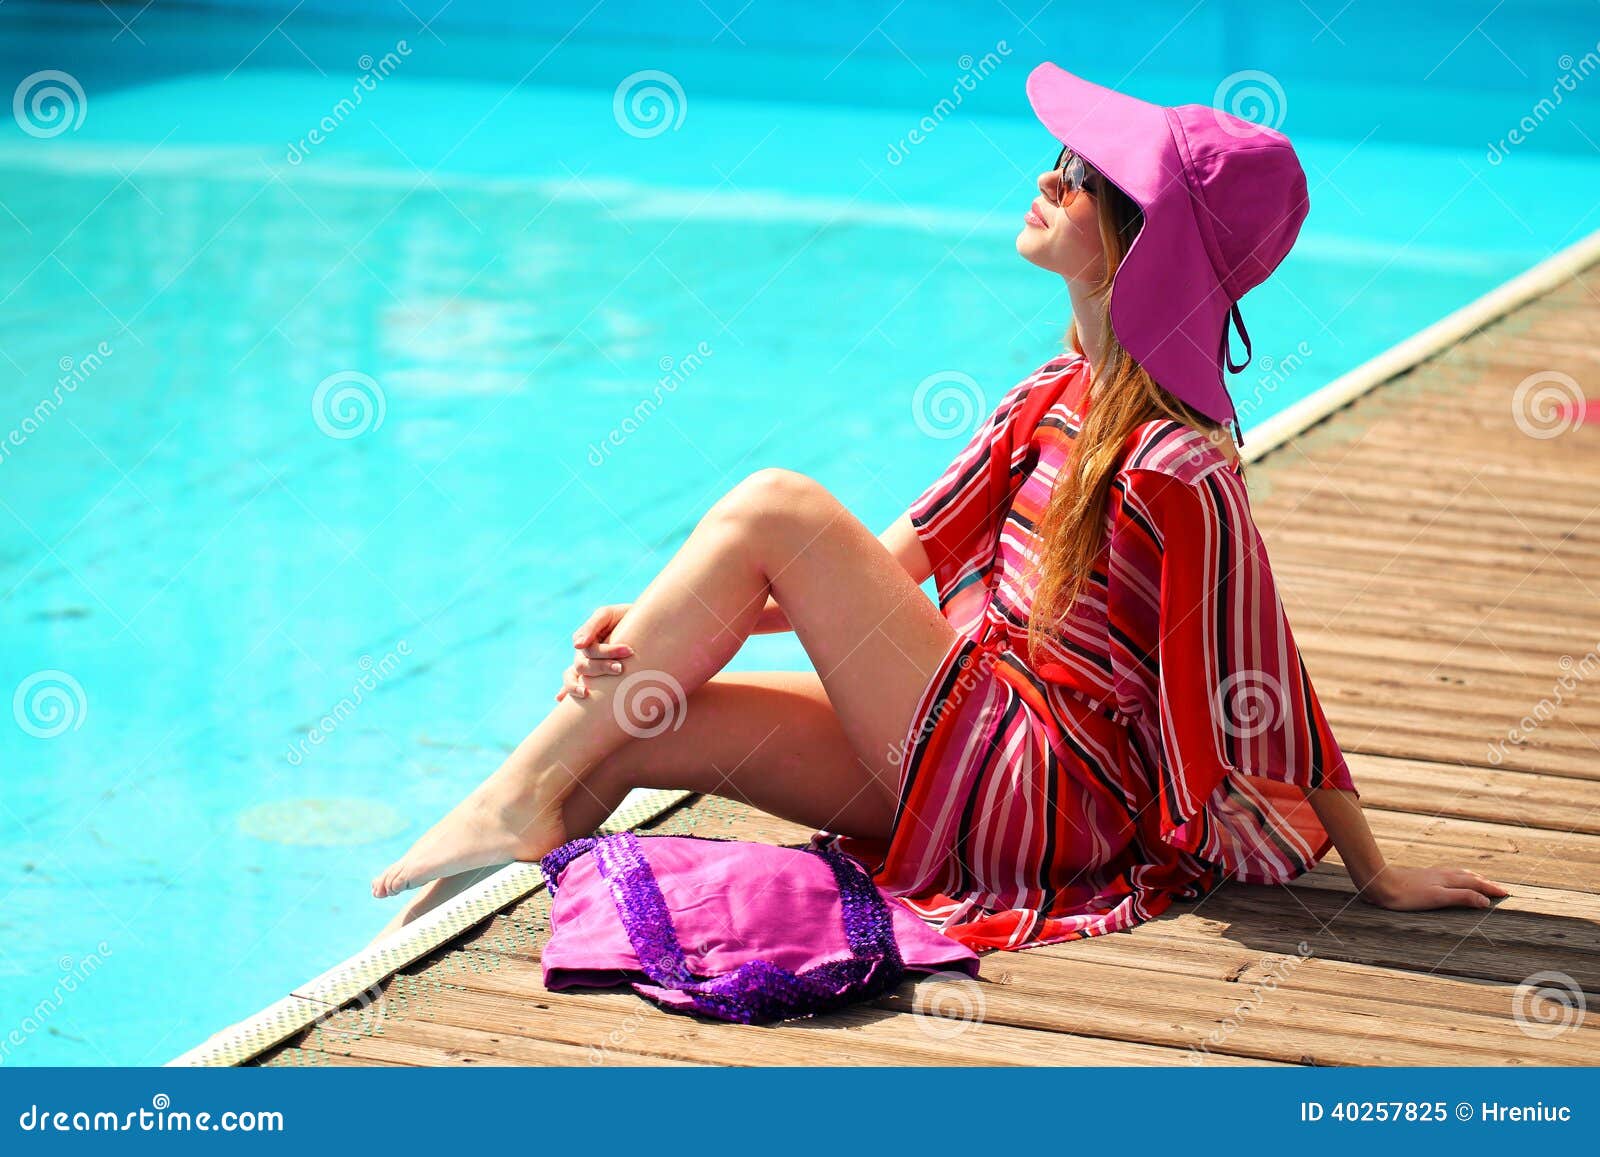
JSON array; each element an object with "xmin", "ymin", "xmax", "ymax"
[{"xmin": 1014, "ymin": 231, "xmax": 1056, "ymax": 270}]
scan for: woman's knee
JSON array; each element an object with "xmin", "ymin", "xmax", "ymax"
[{"xmin": 709, "ymin": 468, "xmax": 832, "ymax": 535}]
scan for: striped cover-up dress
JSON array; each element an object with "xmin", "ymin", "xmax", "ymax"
[{"xmin": 815, "ymin": 351, "xmax": 1360, "ymax": 951}]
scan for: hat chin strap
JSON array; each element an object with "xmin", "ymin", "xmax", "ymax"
[
  {"xmin": 1222, "ymin": 300, "xmax": 1252, "ymax": 373},
  {"xmin": 1220, "ymin": 301, "xmax": 1251, "ymax": 454}
]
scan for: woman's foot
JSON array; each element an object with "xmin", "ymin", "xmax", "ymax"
[
  {"xmin": 366, "ymin": 865, "xmax": 499, "ymax": 948},
  {"xmin": 370, "ymin": 773, "xmax": 570, "ymax": 899}
]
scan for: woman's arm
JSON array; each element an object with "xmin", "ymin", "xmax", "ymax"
[
  {"xmin": 750, "ymin": 511, "xmax": 932, "ymax": 634},
  {"xmin": 880, "ymin": 510, "xmax": 934, "ymax": 586},
  {"xmin": 1308, "ymin": 785, "xmax": 1510, "ymax": 910}
]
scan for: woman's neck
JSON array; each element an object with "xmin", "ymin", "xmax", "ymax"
[{"xmin": 1066, "ymin": 277, "xmax": 1109, "ymax": 378}]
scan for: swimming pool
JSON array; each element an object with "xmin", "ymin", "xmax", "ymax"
[{"xmin": 3, "ymin": 0, "xmax": 1598, "ymax": 1065}]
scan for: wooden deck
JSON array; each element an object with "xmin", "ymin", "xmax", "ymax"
[{"xmin": 253, "ymin": 269, "xmax": 1600, "ymax": 1067}]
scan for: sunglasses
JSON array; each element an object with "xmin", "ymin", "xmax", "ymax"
[{"xmin": 1050, "ymin": 145, "xmax": 1098, "ymax": 207}]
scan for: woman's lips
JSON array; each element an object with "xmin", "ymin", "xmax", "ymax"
[{"xmin": 1024, "ymin": 201, "xmax": 1048, "ymax": 229}]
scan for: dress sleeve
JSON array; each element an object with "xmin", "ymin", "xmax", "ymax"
[
  {"xmin": 908, "ymin": 377, "xmax": 1043, "ymax": 633},
  {"xmin": 906, "ymin": 375, "xmax": 1039, "ymax": 631},
  {"xmin": 1108, "ymin": 462, "xmax": 1359, "ymax": 885}
]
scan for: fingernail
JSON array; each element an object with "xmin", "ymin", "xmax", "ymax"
[
  {"xmin": 620, "ymin": 645, "xmax": 634, "ymax": 656},
  {"xmin": 610, "ymin": 662, "xmax": 622, "ymax": 673}
]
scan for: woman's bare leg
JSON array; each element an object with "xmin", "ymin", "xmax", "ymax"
[
  {"xmin": 370, "ymin": 468, "xmax": 958, "ymax": 898},
  {"xmin": 371, "ymin": 670, "xmax": 893, "ymax": 937},
  {"xmin": 560, "ymin": 670, "xmax": 899, "ymax": 839}
]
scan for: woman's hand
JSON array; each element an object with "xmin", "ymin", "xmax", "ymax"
[
  {"xmin": 555, "ymin": 603, "xmax": 635, "ymax": 701},
  {"xmin": 1359, "ymin": 864, "xmax": 1511, "ymax": 912}
]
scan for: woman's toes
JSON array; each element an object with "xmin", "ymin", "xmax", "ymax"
[{"xmin": 372, "ymin": 865, "xmax": 406, "ymax": 899}]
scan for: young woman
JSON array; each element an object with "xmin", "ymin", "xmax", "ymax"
[{"xmin": 371, "ymin": 64, "xmax": 1507, "ymax": 947}]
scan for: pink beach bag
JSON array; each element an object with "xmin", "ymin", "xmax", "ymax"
[{"xmin": 538, "ymin": 832, "xmax": 980, "ymax": 1024}]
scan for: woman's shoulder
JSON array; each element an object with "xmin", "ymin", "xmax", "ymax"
[
  {"xmin": 1026, "ymin": 349, "xmax": 1089, "ymax": 385},
  {"xmin": 1116, "ymin": 417, "xmax": 1242, "ymax": 491},
  {"xmin": 1003, "ymin": 350, "xmax": 1090, "ymax": 415}
]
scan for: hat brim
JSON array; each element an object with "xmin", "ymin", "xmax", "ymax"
[{"xmin": 1025, "ymin": 62, "xmax": 1236, "ymax": 426}]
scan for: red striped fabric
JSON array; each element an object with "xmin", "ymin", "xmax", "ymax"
[{"xmin": 817, "ymin": 351, "xmax": 1359, "ymax": 951}]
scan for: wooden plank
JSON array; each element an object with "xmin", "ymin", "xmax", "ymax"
[
  {"xmin": 327, "ymin": 965, "xmax": 1270, "ymax": 1068},
  {"xmin": 1343, "ymin": 754, "xmax": 1600, "ymax": 836},
  {"xmin": 1262, "ymin": 506, "xmax": 1600, "ymax": 566},
  {"xmin": 1321, "ymin": 717, "xmax": 1596, "ymax": 781},
  {"xmin": 1292, "ymin": 861, "xmax": 1600, "ymax": 922},
  {"xmin": 1255, "ymin": 468, "xmax": 1600, "ymax": 530},
  {"xmin": 305, "ymin": 1012, "xmax": 702, "ymax": 1067},
  {"xmin": 1302, "ymin": 641, "xmax": 1600, "ymax": 701},
  {"xmin": 1152, "ymin": 883, "xmax": 1600, "ymax": 993},
  {"xmin": 1277, "ymin": 559, "xmax": 1600, "ymax": 627},
  {"xmin": 967, "ymin": 943, "xmax": 1597, "ymax": 1066}
]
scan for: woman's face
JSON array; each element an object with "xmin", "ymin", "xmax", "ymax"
[{"xmin": 1016, "ymin": 149, "xmax": 1107, "ymax": 283}]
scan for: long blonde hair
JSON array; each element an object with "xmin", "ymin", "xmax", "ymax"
[{"xmin": 1023, "ymin": 168, "xmax": 1242, "ymax": 667}]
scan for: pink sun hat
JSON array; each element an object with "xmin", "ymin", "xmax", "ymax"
[{"xmin": 1026, "ymin": 62, "xmax": 1312, "ymax": 438}]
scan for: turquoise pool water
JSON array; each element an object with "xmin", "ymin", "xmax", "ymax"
[{"xmin": 2, "ymin": 1, "xmax": 1598, "ymax": 1065}]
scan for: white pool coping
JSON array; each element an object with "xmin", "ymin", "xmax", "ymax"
[{"xmin": 167, "ymin": 224, "xmax": 1600, "ymax": 1068}]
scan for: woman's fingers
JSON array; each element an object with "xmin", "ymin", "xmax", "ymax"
[
  {"xmin": 1439, "ymin": 886, "xmax": 1495, "ymax": 909},
  {"xmin": 563, "ymin": 605, "xmax": 635, "ymax": 699},
  {"xmin": 573, "ymin": 604, "xmax": 627, "ymax": 647},
  {"xmin": 556, "ymin": 666, "xmax": 589, "ymax": 700},
  {"xmin": 574, "ymin": 654, "xmax": 626, "ymax": 677},
  {"xmin": 1448, "ymin": 868, "xmax": 1511, "ymax": 897}
]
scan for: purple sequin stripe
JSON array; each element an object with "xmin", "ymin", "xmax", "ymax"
[
  {"xmin": 538, "ymin": 836, "xmax": 598, "ymax": 894},
  {"xmin": 567, "ymin": 831, "xmax": 906, "ymax": 1024}
]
